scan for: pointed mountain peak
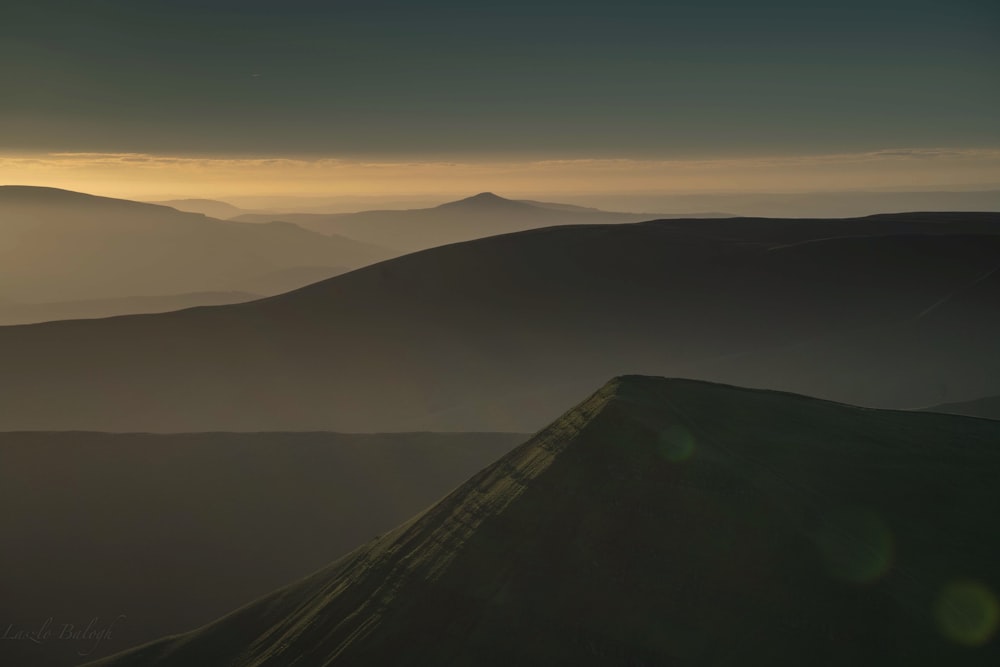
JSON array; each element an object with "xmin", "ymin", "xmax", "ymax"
[
  {"xmin": 436, "ymin": 192, "xmax": 535, "ymax": 210},
  {"xmin": 464, "ymin": 192, "xmax": 507, "ymax": 203}
]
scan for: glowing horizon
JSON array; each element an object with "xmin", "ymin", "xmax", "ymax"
[{"xmin": 2, "ymin": 147, "xmax": 998, "ymax": 205}]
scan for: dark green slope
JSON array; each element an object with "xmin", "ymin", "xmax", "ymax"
[{"xmin": 89, "ymin": 378, "xmax": 1000, "ymax": 666}]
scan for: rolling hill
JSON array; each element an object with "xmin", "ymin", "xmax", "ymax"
[
  {"xmin": 0, "ymin": 431, "xmax": 523, "ymax": 667},
  {"xmin": 0, "ymin": 186, "xmax": 390, "ymax": 305},
  {"xmin": 233, "ymin": 192, "xmax": 730, "ymax": 251},
  {"xmin": 86, "ymin": 377, "xmax": 1000, "ymax": 666},
  {"xmin": 0, "ymin": 212, "xmax": 997, "ymax": 432}
]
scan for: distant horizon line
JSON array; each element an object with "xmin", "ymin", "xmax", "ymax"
[
  {"xmin": 2, "ymin": 146, "xmax": 998, "ymax": 206},
  {"xmin": 5, "ymin": 182, "xmax": 1000, "ymax": 202}
]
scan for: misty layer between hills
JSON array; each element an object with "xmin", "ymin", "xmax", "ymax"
[
  {"xmin": 232, "ymin": 191, "xmax": 731, "ymax": 251},
  {"xmin": 0, "ymin": 211, "xmax": 997, "ymax": 433},
  {"xmin": 158, "ymin": 189, "xmax": 1000, "ymax": 223},
  {"xmin": 0, "ymin": 188, "xmax": 718, "ymax": 324},
  {"xmin": 0, "ymin": 431, "xmax": 524, "ymax": 667},
  {"xmin": 0, "ymin": 186, "xmax": 389, "ymax": 306},
  {"xmin": 86, "ymin": 377, "xmax": 1000, "ymax": 666}
]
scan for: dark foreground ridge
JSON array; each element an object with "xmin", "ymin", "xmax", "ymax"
[{"xmin": 88, "ymin": 377, "xmax": 1000, "ymax": 666}]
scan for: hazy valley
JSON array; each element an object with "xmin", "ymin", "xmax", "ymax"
[
  {"xmin": 0, "ymin": 204, "xmax": 997, "ymax": 433},
  {"xmin": 232, "ymin": 191, "xmax": 731, "ymax": 252}
]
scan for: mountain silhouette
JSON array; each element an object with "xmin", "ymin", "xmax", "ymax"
[
  {"xmin": 233, "ymin": 192, "xmax": 729, "ymax": 251},
  {"xmin": 0, "ymin": 212, "xmax": 997, "ymax": 432},
  {"xmin": 0, "ymin": 186, "xmax": 390, "ymax": 305},
  {"xmin": 0, "ymin": 431, "xmax": 523, "ymax": 667},
  {"xmin": 436, "ymin": 191, "xmax": 540, "ymax": 211},
  {"xmin": 86, "ymin": 377, "xmax": 1000, "ymax": 666}
]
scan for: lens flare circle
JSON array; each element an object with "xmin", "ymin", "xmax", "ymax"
[{"xmin": 937, "ymin": 580, "xmax": 1000, "ymax": 647}]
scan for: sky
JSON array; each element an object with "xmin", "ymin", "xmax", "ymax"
[{"xmin": 2, "ymin": 0, "xmax": 998, "ymax": 202}]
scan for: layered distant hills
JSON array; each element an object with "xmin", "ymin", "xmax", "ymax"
[
  {"xmin": 151, "ymin": 189, "xmax": 1000, "ymax": 222},
  {"xmin": 233, "ymin": 191, "xmax": 731, "ymax": 251},
  {"xmin": 0, "ymin": 431, "xmax": 523, "ymax": 667},
  {"xmin": 0, "ymin": 186, "xmax": 388, "ymax": 316},
  {"xmin": 87, "ymin": 377, "xmax": 1000, "ymax": 666},
  {"xmin": 0, "ymin": 211, "xmax": 997, "ymax": 432},
  {"xmin": 0, "ymin": 188, "xmax": 723, "ymax": 325}
]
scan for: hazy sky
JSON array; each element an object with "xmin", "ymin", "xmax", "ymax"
[{"xmin": 2, "ymin": 0, "xmax": 998, "ymax": 199}]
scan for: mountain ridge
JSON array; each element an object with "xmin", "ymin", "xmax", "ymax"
[
  {"xmin": 232, "ymin": 192, "xmax": 732, "ymax": 251},
  {"xmin": 0, "ymin": 212, "xmax": 997, "ymax": 432},
  {"xmin": 85, "ymin": 376, "xmax": 1000, "ymax": 666},
  {"xmin": 1, "ymin": 185, "xmax": 205, "ymax": 216},
  {"xmin": 436, "ymin": 191, "xmax": 536, "ymax": 210}
]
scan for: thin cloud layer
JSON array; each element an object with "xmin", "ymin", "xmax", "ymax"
[{"xmin": 1, "ymin": 148, "xmax": 998, "ymax": 201}]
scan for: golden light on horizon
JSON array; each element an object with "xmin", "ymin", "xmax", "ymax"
[{"xmin": 1, "ymin": 148, "xmax": 998, "ymax": 205}]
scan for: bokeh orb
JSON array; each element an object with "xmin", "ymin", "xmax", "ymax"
[{"xmin": 937, "ymin": 580, "xmax": 999, "ymax": 647}]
